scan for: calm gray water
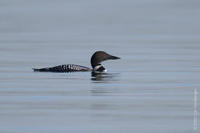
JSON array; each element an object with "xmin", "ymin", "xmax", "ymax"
[{"xmin": 0, "ymin": 0, "xmax": 200, "ymax": 133}]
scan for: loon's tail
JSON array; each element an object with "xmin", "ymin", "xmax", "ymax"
[
  {"xmin": 33, "ymin": 64, "xmax": 92, "ymax": 72},
  {"xmin": 33, "ymin": 68, "xmax": 50, "ymax": 72}
]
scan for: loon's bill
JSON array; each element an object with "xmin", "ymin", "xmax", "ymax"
[{"xmin": 33, "ymin": 51, "xmax": 120, "ymax": 73}]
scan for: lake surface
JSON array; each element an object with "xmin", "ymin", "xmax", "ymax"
[{"xmin": 0, "ymin": 0, "xmax": 200, "ymax": 133}]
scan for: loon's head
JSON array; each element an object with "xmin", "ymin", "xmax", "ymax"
[{"xmin": 90, "ymin": 51, "xmax": 120, "ymax": 72}]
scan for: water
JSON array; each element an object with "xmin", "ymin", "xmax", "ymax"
[{"xmin": 0, "ymin": 0, "xmax": 200, "ymax": 133}]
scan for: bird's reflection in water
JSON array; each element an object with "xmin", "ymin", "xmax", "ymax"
[
  {"xmin": 91, "ymin": 72, "xmax": 119, "ymax": 83},
  {"xmin": 90, "ymin": 72, "xmax": 120, "ymax": 96}
]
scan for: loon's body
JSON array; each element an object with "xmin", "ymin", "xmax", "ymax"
[
  {"xmin": 33, "ymin": 51, "xmax": 120, "ymax": 73},
  {"xmin": 33, "ymin": 64, "xmax": 92, "ymax": 72}
]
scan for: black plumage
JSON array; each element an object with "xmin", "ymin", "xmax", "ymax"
[{"xmin": 33, "ymin": 64, "xmax": 91, "ymax": 72}]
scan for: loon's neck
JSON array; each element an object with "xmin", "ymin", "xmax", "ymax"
[{"xmin": 93, "ymin": 65, "xmax": 107, "ymax": 72}]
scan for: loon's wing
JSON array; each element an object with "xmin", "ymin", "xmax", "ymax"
[{"xmin": 33, "ymin": 64, "xmax": 92, "ymax": 72}]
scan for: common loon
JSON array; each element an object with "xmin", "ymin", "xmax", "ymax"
[{"xmin": 33, "ymin": 51, "xmax": 120, "ymax": 73}]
